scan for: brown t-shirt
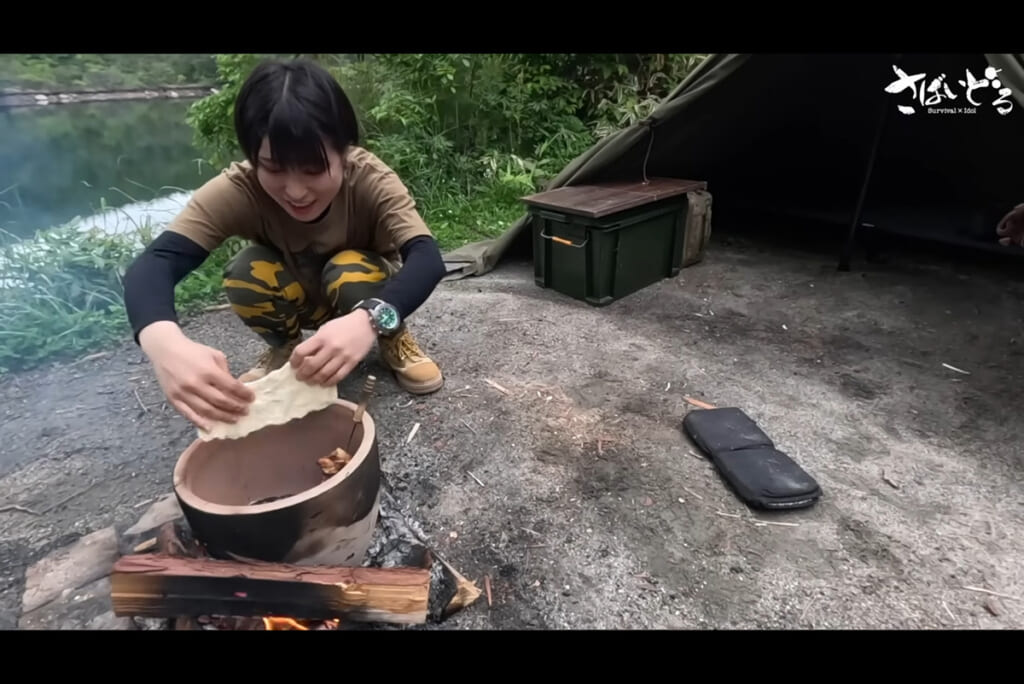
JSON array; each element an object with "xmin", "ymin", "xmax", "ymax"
[{"xmin": 166, "ymin": 145, "xmax": 433, "ymax": 282}]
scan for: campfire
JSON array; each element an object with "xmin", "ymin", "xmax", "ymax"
[
  {"xmin": 110, "ymin": 495, "xmax": 481, "ymax": 631},
  {"xmin": 263, "ymin": 617, "xmax": 339, "ymax": 631},
  {"xmin": 111, "ymin": 378, "xmax": 480, "ymax": 629}
]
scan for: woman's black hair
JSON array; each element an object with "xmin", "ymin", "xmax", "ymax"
[{"xmin": 234, "ymin": 58, "xmax": 360, "ymax": 172}]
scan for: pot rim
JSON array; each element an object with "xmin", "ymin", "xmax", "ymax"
[{"xmin": 171, "ymin": 399, "xmax": 375, "ymax": 516}]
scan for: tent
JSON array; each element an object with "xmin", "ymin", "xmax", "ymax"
[{"xmin": 442, "ymin": 53, "xmax": 1024, "ymax": 278}]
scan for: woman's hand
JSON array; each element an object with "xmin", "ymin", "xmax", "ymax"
[
  {"xmin": 996, "ymin": 203, "xmax": 1024, "ymax": 247},
  {"xmin": 139, "ymin": 321, "xmax": 255, "ymax": 432},
  {"xmin": 290, "ymin": 310, "xmax": 376, "ymax": 386}
]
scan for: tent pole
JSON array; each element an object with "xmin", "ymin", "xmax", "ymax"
[{"xmin": 839, "ymin": 54, "xmax": 902, "ymax": 271}]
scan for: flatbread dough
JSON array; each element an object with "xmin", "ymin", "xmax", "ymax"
[{"xmin": 197, "ymin": 362, "xmax": 337, "ymax": 441}]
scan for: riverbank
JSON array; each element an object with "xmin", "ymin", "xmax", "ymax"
[{"xmin": 0, "ymin": 85, "xmax": 217, "ymax": 109}]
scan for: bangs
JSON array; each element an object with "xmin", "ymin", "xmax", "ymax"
[
  {"xmin": 234, "ymin": 58, "xmax": 361, "ymax": 171},
  {"xmin": 262, "ymin": 96, "xmax": 330, "ymax": 172}
]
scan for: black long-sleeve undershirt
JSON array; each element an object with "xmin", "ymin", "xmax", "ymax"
[{"xmin": 123, "ymin": 232, "xmax": 446, "ymax": 344}]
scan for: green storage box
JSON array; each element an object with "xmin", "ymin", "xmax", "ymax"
[{"xmin": 522, "ymin": 178, "xmax": 711, "ymax": 306}]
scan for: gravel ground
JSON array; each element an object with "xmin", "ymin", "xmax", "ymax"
[{"xmin": 2, "ymin": 231, "xmax": 1023, "ymax": 629}]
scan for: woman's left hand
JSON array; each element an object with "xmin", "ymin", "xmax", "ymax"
[{"xmin": 290, "ymin": 311, "xmax": 376, "ymax": 386}]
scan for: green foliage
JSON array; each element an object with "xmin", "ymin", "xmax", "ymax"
[
  {"xmin": 0, "ymin": 219, "xmax": 244, "ymax": 373},
  {"xmin": 186, "ymin": 53, "xmax": 707, "ymax": 249},
  {"xmin": 184, "ymin": 54, "xmax": 281, "ymax": 169},
  {"xmin": 0, "ymin": 54, "xmax": 218, "ymax": 90}
]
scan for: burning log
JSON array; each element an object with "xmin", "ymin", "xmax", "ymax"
[{"xmin": 110, "ymin": 552, "xmax": 454, "ymax": 625}]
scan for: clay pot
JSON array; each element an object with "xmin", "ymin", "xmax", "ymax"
[{"xmin": 172, "ymin": 400, "xmax": 380, "ymax": 566}]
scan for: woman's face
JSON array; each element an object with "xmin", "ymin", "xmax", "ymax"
[{"xmin": 255, "ymin": 136, "xmax": 344, "ymax": 221}]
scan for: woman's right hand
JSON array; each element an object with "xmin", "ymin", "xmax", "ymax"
[
  {"xmin": 996, "ymin": 203, "xmax": 1024, "ymax": 247},
  {"xmin": 138, "ymin": 322, "xmax": 255, "ymax": 431}
]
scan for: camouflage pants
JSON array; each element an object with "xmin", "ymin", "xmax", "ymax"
[{"xmin": 222, "ymin": 243, "xmax": 396, "ymax": 348}]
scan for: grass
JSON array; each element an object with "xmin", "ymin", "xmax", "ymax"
[{"xmin": 0, "ymin": 180, "xmax": 523, "ymax": 376}]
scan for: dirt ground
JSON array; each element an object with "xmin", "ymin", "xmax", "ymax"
[{"xmin": 2, "ymin": 230, "xmax": 1023, "ymax": 630}]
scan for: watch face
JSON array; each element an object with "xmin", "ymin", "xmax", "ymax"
[{"xmin": 377, "ymin": 303, "xmax": 400, "ymax": 331}]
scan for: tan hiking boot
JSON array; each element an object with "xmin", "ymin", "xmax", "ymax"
[
  {"xmin": 238, "ymin": 338, "xmax": 301, "ymax": 383},
  {"xmin": 378, "ymin": 327, "xmax": 443, "ymax": 395}
]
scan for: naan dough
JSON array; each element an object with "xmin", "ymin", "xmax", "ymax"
[{"xmin": 197, "ymin": 362, "xmax": 338, "ymax": 441}]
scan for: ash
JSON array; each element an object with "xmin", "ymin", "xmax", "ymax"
[{"xmin": 364, "ymin": 478, "xmax": 434, "ymax": 569}]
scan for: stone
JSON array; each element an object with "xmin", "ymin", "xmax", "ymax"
[
  {"xmin": 125, "ymin": 494, "xmax": 182, "ymax": 536},
  {"xmin": 21, "ymin": 526, "xmax": 119, "ymax": 614},
  {"xmin": 132, "ymin": 617, "xmax": 170, "ymax": 630},
  {"xmin": 19, "ymin": 576, "xmax": 132, "ymax": 630},
  {"xmin": 87, "ymin": 610, "xmax": 136, "ymax": 630}
]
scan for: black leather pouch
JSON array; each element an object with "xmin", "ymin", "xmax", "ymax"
[{"xmin": 682, "ymin": 407, "xmax": 822, "ymax": 510}]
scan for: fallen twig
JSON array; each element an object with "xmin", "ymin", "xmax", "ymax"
[
  {"xmin": 0, "ymin": 504, "xmax": 40, "ymax": 515},
  {"xmin": 882, "ymin": 469, "xmax": 900, "ymax": 489},
  {"xmin": 962, "ymin": 586, "xmax": 1021, "ymax": 602},
  {"xmin": 202, "ymin": 303, "xmax": 232, "ymax": 312},
  {"xmin": 800, "ymin": 598, "xmax": 816, "ymax": 623},
  {"xmin": 483, "ymin": 378, "xmax": 511, "ymax": 395},
  {"xmin": 484, "ymin": 575, "xmax": 493, "ymax": 608},
  {"xmin": 70, "ymin": 351, "xmax": 110, "ymax": 366},
  {"xmin": 751, "ymin": 519, "xmax": 800, "ymax": 528},
  {"xmin": 460, "ymin": 419, "xmax": 477, "ymax": 435},
  {"xmin": 55, "ymin": 404, "xmax": 108, "ymax": 415},
  {"xmin": 716, "ymin": 510, "xmax": 800, "ymax": 528},
  {"xmin": 406, "ymin": 422, "xmax": 420, "ymax": 444},
  {"xmin": 133, "ymin": 389, "xmax": 149, "ymax": 413},
  {"xmin": 683, "ymin": 487, "xmax": 704, "ymax": 501},
  {"xmin": 942, "ymin": 363, "xmax": 970, "ymax": 375},
  {"xmin": 684, "ymin": 396, "xmax": 716, "ymax": 409},
  {"xmin": 40, "ymin": 481, "xmax": 100, "ymax": 515},
  {"xmin": 466, "ymin": 471, "xmax": 485, "ymax": 488}
]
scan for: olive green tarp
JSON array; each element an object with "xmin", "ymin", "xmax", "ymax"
[{"xmin": 441, "ymin": 53, "xmax": 1024, "ymax": 279}]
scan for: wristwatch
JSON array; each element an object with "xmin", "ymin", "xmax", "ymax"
[{"xmin": 352, "ymin": 298, "xmax": 402, "ymax": 337}]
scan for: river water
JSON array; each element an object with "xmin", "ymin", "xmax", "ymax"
[{"xmin": 0, "ymin": 97, "xmax": 219, "ymax": 244}]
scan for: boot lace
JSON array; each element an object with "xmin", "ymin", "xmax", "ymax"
[{"xmin": 390, "ymin": 331, "xmax": 425, "ymax": 363}]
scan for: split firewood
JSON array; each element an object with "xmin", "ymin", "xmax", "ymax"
[
  {"xmin": 426, "ymin": 553, "xmax": 482, "ymax": 618},
  {"xmin": 155, "ymin": 521, "xmax": 203, "ymax": 630},
  {"xmin": 318, "ymin": 447, "xmax": 352, "ymax": 477},
  {"xmin": 110, "ymin": 553, "xmax": 439, "ymax": 625},
  {"xmin": 133, "ymin": 538, "xmax": 158, "ymax": 553}
]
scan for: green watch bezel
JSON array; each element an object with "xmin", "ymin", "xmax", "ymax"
[{"xmin": 354, "ymin": 298, "xmax": 401, "ymax": 336}]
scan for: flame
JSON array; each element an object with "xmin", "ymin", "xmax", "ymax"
[{"xmin": 262, "ymin": 617, "xmax": 340, "ymax": 630}]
